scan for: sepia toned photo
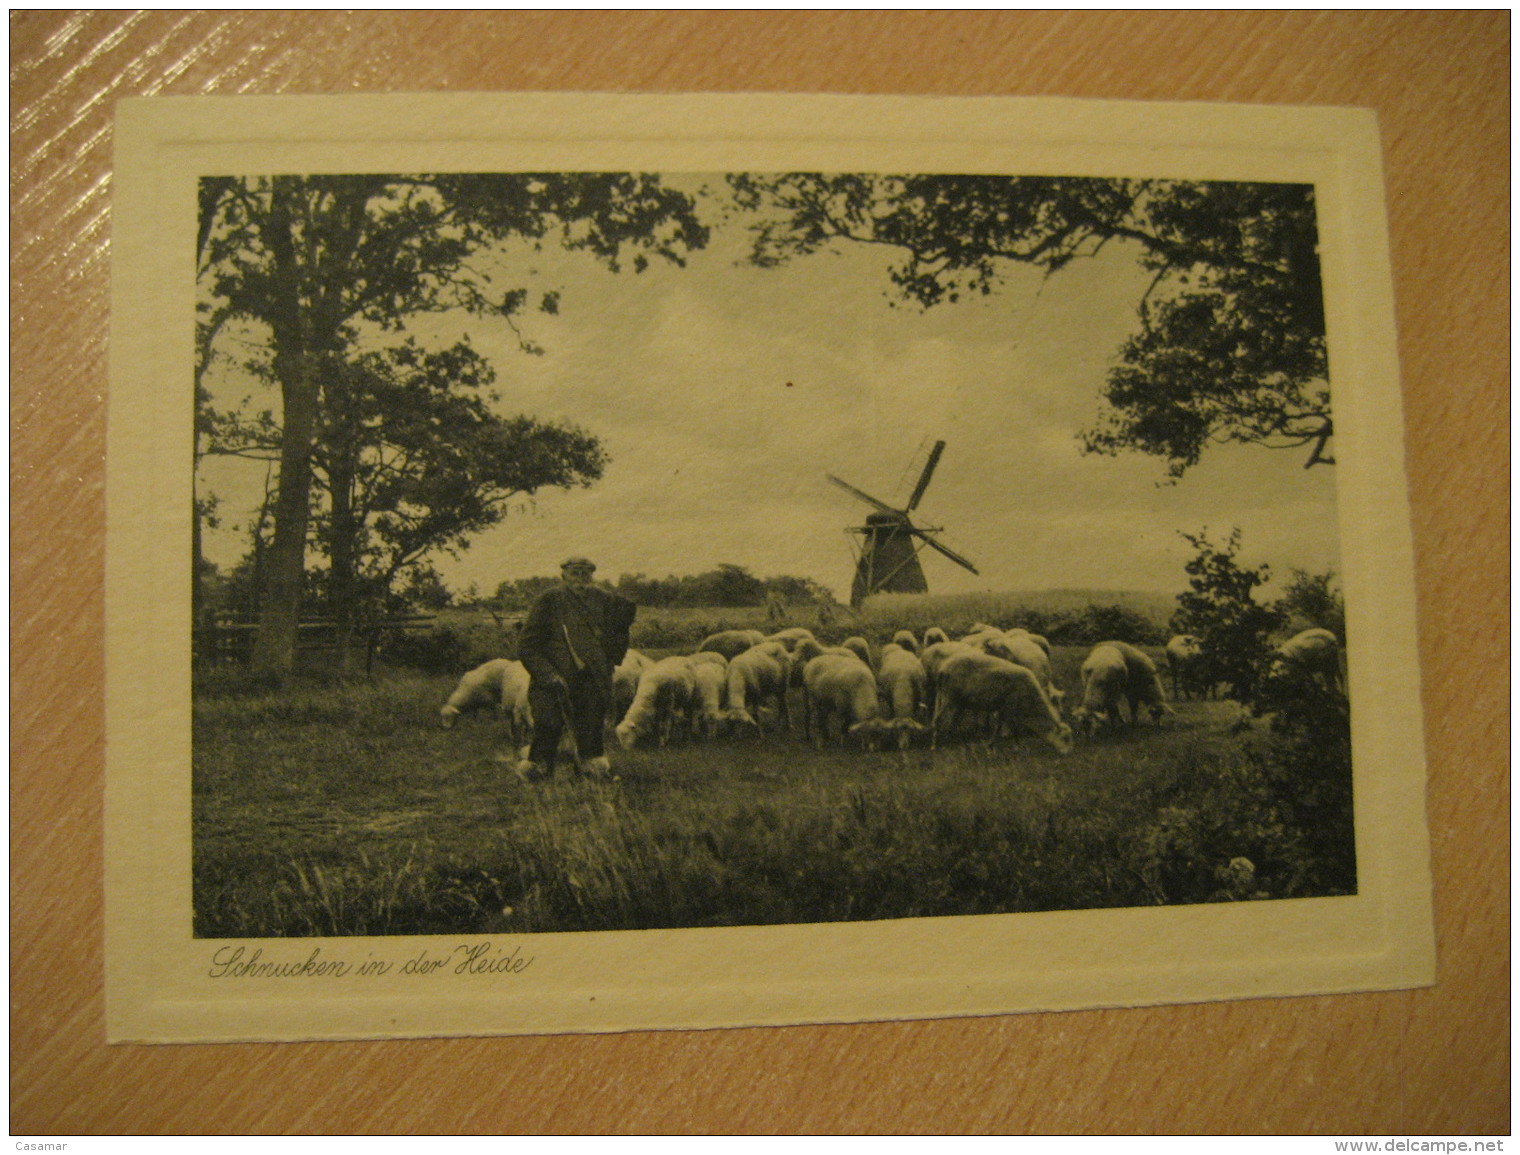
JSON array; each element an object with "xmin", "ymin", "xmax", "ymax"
[
  {"xmin": 106, "ymin": 94, "xmax": 1432, "ymax": 1042},
  {"xmin": 192, "ymin": 169, "xmax": 1351, "ymax": 937}
]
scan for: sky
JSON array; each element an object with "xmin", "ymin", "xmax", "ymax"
[{"xmin": 197, "ymin": 174, "xmax": 1343, "ymax": 604}]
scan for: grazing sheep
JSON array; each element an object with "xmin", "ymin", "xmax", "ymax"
[
  {"xmin": 764, "ymin": 626, "xmax": 818, "ymax": 653},
  {"xmin": 1072, "ymin": 641, "xmax": 1171, "ymax": 734},
  {"xmin": 961, "ymin": 624, "xmax": 1005, "ymax": 649},
  {"xmin": 1004, "ymin": 627, "xmax": 1051, "ymax": 657},
  {"xmin": 923, "ymin": 626, "xmax": 950, "ymax": 647},
  {"xmin": 440, "ymin": 659, "xmax": 530, "ymax": 735},
  {"xmin": 724, "ymin": 642, "xmax": 793, "ymax": 735},
  {"xmin": 787, "ymin": 635, "xmax": 827, "ymax": 686},
  {"xmin": 931, "ymin": 650, "xmax": 1072, "ymax": 754},
  {"xmin": 687, "ymin": 653, "xmax": 730, "ymax": 739},
  {"xmin": 920, "ymin": 639, "xmax": 977, "ymax": 718},
  {"xmin": 614, "ymin": 656, "xmax": 696, "ymax": 749},
  {"xmin": 875, "ymin": 643, "xmax": 928, "ymax": 749},
  {"xmin": 982, "ymin": 632, "xmax": 1065, "ymax": 715},
  {"xmin": 1272, "ymin": 628, "xmax": 1345, "ymax": 692},
  {"xmin": 697, "ymin": 629, "xmax": 767, "ymax": 660},
  {"xmin": 802, "ymin": 653, "xmax": 896, "ymax": 751},
  {"xmin": 1071, "ymin": 644, "xmax": 1130, "ymax": 735},
  {"xmin": 1100, "ymin": 640, "xmax": 1173, "ymax": 725},
  {"xmin": 840, "ymin": 636, "xmax": 873, "ymax": 667},
  {"xmin": 1164, "ymin": 634, "xmax": 1208, "ymax": 700},
  {"xmin": 890, "ymin": 629, "xmax": 920, "ymax": 656},
  {"xmin": 612, "ymin": 649, "xmax": 656, "ymax": 723}
]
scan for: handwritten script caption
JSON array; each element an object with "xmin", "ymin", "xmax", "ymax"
[{"xmin": 209, "ymin": 942, "xmax": 533, "ymax": 979}]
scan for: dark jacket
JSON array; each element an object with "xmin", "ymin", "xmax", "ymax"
[{"xmin": 517, "ymin": 584, "xmax": 636, "ymax": 691}]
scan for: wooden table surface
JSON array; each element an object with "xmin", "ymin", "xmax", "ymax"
[{"xmin": 11, "ymin": 11, "xmax": 1508, "ymax": 1135}]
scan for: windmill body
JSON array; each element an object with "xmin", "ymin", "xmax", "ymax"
[{"xmin": 829, "ymin": 440, "xmax": 979, "ymax": 608}]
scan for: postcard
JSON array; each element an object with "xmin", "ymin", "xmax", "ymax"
[{"xmin": 105, "ymin": 92, "xmax": 1433, "ymax": 1042}]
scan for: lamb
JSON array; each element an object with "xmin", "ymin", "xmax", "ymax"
[
  {"xmin": 875, "ymin": 642, "xmax": 928, "ymax": 749},
  {"xmin": 612, "ymin": 649, "xmax": 655, "ymax": 723},
  {"xmin": 724, "ymin": 641, "xmax": 793, "ymax": 735},
  {"xmin": 981, "ymin": 632, "xmax": 1065, "ymax": 714},
  {"xmin": 439, "ymin": 659, "xmax": 531, "ymax": 741},
  {"xmin": 931, "ymin": 650, "xmax": 1072, "ymax": 754},
  {"xmin": 697, "ymin": 629, "xmax": 766, "ymax": 660},
  {"xmin": 614, "ymin": 656, "xmax": 696, "ymax": 749},
  {"xmin": 923, "ymin": 626, "xmax": 950, "ymax": 647},
  {"xmin": 1272, "ymin": 628, "xmax": 1345, "ymax": 692},
  {"xmin": 890, "ymin": 629, "xmax": 920, "ymax": 656},
  {"xmin": 1163, "ymin": 634, "xmax": 1208, "ymax": 700},
  {"xmin": 802, "ymin": 652, "xmax": 896, "ymax": 751},
  {"xmin": 687, "ymin": 651, "xmax": 730, "ymax": 739}
]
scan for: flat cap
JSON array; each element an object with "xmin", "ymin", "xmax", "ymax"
[{"xmin": 560, "ymin": 556, "xmax": 596, "ymax": 572}]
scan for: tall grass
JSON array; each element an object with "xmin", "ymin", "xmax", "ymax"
[{"xmin": 193, "ymin": 671, "xmax": 1353, "ymax": 937}]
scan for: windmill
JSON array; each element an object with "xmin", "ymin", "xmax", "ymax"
[{"xmin": 828, "ymin": 440, "xmax": 979, "ymax": 608}]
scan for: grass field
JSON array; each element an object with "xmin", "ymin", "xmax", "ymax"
[{"xmin": 192, "ymin": 642, "xmax": 1356, "ymax": 938}]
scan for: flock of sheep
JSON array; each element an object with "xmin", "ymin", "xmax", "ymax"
[{"xmin": 439, "ymin": 620, "xmax": 1344, "ymax": 760}]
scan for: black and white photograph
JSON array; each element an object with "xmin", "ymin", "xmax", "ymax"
[
  {"xmin": 104, "ymin": 93, "xmax": 1433, "ymax": 1042},
  {"xmin": 191, "ymin": 169, "xmax": 1354, "ymax": 937}
]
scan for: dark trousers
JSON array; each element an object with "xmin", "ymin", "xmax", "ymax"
[{"xmin": 527, "ymin": 671, "xmax": 607, "ymax": 768}]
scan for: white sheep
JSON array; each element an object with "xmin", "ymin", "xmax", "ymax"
[
  {"xmin": 981, "ymin": 632, "xmax": 1065, "ymax": 715},
  {"xmin": 839, "ymin": 636, "xmax": 873, "ymax": 667},
  {"xmin": 1163, "ymin": 634, "xmax": 1208, "ymax": 700},
  {"xmin": 612, "ymin": 649, "xmax": 655, "ymax": 723},
  {"xmin": 724, "ymin": 641, "xmax": 793, "ymax": 735},
  {"xmin": 1071, "ymin": 641, "xmax": 1171, "ymax": 734},
  {"xmin": 920, "ymin": 639, "xmax": 977, "ymax": 719},
  {"xmin": 1271, "ymin": 628, "xmax": 1345, "ymax": 692},
  {"xmin": 687, "ymin": 651, "xmax": 730, "ymax": 739},
  {"xmin": 764, "ymin": 626, "xmax": 818, "ymax": 653},
  {"xmin": 889, "ymin": 629, "xmax": 920, "ymax": 656},
  {"xmin": 1101, "ymin": 640, "xmax": 1173, "ymax": 725},
  {"xmin": 1071, "ymin": 644, "xmax": 1129, "ymax": 735},
  {"xmin": 875, "ymin": 642, "xmax": 928, "ymax": 749},
  {"xmin": 439, "ymin": 659, "xmax": 532, "ymax": 741},
  {"xmin": 931, "ymin": 650, "xmax": 1072, "ymax": 754},
  {"xmin": 787, "ymin": 635, "xmax": 827, "ymax": 686},
  {"xmin": 614, "ymin": 656, "xmax": 696, "ymax": 749},
  {"xmin": 802, "ymin": 652, "xmax": 896, "ymax": 751},
  {"xmin": 923, "ymin": 626, "xmax": 950, "ymax": 646},
  {"xmin": 697, "ymin": 629, "xmax": 766, "ymax": 660},
  {"xmin": 1003, "ymin": 627, "xmax": 1051, "ymax": 657}
]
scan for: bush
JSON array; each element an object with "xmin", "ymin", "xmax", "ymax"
[
  {"xmin": 1170, "ymin": 528, "xmax": 1284, "ymax": 700},
  {"xmin": 376, "ymin": 625, "xmax": 470, "ymax": 675}
]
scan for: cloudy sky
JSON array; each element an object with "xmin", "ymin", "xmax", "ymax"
[{"xmin": 198, "ymin": 173, "xmax": 1342, "ymax": 603}]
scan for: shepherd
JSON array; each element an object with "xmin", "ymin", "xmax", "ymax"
[{"xmin": 510, "ymin": 556, "xmax": 637, "ymax": 782}]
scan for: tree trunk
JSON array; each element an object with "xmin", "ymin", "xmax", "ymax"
[
  {"xmin": 327, "ymin": 448, "xmax": 363, "ymax": 675},
  {"xmin": 250, "ymin": 350, "xmax": 321, "ymax": 676}
]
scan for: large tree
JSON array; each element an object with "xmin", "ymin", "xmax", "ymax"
[
  {"xmin": 198, "ymin": 173, "xmax": 707, "ymax": 673},
  {"xmin": 311, "ymin": 339, "xmax": 605, "ymax": 667},
  {"xmin": 728, "ymin": 174, "xmax": 1330, "ymax": 478}
]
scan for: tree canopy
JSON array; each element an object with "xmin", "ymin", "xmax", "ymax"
[
  {"xmin": 728, "ymin": 173, "xmax": 1331, "ymax": 477},
  {"xmin": 197, "ymin": 172, "xmax": 708, "ymax": 672}
]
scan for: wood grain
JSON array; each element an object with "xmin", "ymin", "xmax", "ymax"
[{"xmin": 11, "ymin": 10, "xmax": 1508, "ymax": 1135}]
